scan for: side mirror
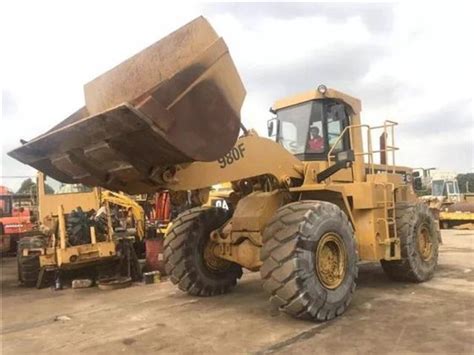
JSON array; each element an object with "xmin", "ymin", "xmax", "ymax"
[
  {"xmin": 267, "ymin": 118, "xmax": 279, "ymax": 138},
  {"xmin": 317, "ymin": 149, "xmax": 355, "ymax": 183},
  {"xmin": 336, "ymin": 150, "xmax": 355, "ymax": 164}
]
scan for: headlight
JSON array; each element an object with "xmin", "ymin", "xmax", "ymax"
[{"xmin": 317, "ymin": 84, "xmax": 327, "ymax": 94}]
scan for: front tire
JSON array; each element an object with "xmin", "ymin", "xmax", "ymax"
[
  {"xmin": 381, "ymin": 203, "xmax": 439, "ymax": 282},
  {"xmin": 164, "ymin": 207, "xmax": 243, "ymax": 296},
  {"xmin": 260, "ymin": 201, "xmax": 358, "ymax": 321}
]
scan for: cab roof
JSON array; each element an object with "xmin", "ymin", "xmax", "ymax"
[{"xmin": 272, "ymin": 87, "xmax": 362, "ymax": 114}]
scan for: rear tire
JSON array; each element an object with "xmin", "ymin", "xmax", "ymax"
[
  {"xmin": 381, "ymin": 203, "xmax": 439, "ymax": 282},
  {"xmin": 260, "ymin": 201, "xmax": 358, "ymax": 321},
  {"xmin": 164, "ymin": 207, "xmax": 243, "ymax": 296}
]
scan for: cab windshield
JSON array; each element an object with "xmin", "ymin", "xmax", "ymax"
[
  {"xmin": 276, "ymin": 101, "xmax": 323, "ymax": 155},
  {"xmin": 276, "ymin": 100, "xmax": 347, "ymax": 157},
  {"xmin": 431, "ymin": 180, "xmax": 444, "ymax": 196}
]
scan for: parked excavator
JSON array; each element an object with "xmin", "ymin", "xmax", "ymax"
[{"xmin": 9, "ymin": 17, "xmax": 439, "ymax": 321}]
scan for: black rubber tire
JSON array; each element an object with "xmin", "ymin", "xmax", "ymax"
[
  {"xmin": 381, "ymin": 203, "xmax": 439, "ymax": 282},
  {"xmin": 17, "ymin": 236, "xmax": 46, "ymax": 287},
  {"xmin": 67, "ymin": 207, "xmax": 93, "ymax": 246},
  {"xmin": 164, "ymin": 207, "xmax": 243, "ymax": 296},
  {"xmin": 260, "ymin": 201, "xmax": 358, "ymax": 321},
  {"xmin": 17, "ymin": 236, "xmax": 46, "ymax": 250}
]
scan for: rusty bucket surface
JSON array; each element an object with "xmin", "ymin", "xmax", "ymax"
[{"xmin": 9, "ymin": 17, "xmax": 246, "ymax": 194}]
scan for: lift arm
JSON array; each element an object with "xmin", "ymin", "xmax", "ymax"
[{"xmin": 155, "ymin": 135, "xmax": 304, "ymax": 191}]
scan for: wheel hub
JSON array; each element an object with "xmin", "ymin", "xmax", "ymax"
[
  {"xmin": 417, "ymin": 225, "xmax": 433, "ymax": 261},
  {"xmin": 315, "ymin": 233, "xmax": 347, "ymax": 289},
  {"xmin": 203, "ymin": 241, "xmax": 231, "ymax": 272}
]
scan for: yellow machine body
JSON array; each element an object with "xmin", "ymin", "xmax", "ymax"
[{"xmin": 9, "ymin": 17, "xmax": 420, "ymax": 280}]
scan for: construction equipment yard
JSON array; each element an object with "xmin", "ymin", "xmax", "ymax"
[
  {"xmin": 1, "ymin": 229, "xmax": 472, "ymax": 354},
  {"xmin": 1, "ymin": 5, "xmax": 473, "ymax": 355}
]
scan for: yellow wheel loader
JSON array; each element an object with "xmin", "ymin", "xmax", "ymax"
[{"xmin": 8, "ymin": 17, "xmax": 439, "ymax": 320}]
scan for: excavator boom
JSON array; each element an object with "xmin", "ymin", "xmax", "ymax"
[{"xmin": 101, "ymin": 191, "xmax": 145, "ymax": 239}]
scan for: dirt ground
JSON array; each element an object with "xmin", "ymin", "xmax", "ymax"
[{"xmin": 1, "ymin": 229, "xmax": 473, "ymax": 354}]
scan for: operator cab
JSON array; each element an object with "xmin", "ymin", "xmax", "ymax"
[
  {"xmin": 268, "ymin": 85, "xmax": 352, "ymax": 161},
  {"xmin": 431, "ymin": 179, "xmax": 461, "ymax": 201}
]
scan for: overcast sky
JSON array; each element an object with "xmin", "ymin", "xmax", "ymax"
[{"xmin": 1, "ymin": 1, "xmax": 473, "ymax": 191}]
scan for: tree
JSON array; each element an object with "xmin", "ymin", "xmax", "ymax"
[
  {"xmin": 457, "ymin": 173, "xmax": 474, "ymax": 193},
  {"xmin": 16, "ymin": 178, "xmax": 36, "ymax": 194},
  {"xmin": 15, "ymin": 177, "xmax": 55, "ymax": 196},
  {"xmin": 44, "ymin": 183, "xmax": 55, "ymax": 194}
]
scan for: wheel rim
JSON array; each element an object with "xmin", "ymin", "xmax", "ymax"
[
  {"xmin": 417, "ymin": 225, "xmax": 433, "ymax": 261},
  {"xmin": 203, "ymin": 241, "xmax": 230, "ymax": 272},
  {"xmin": 315, "ymin": 233, "xmax": 347, "ymax": 289}
]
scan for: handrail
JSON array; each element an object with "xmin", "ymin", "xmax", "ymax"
[
  {"xmin": 327, "ymin": 123, "xmax": 370, "ymax": 161},
  {"xmin": 326, "ymin": 120, "xmax": 400, "ymax": 179}
]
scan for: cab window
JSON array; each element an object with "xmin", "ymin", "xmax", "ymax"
[
  {"xmin": 277, "ymin": 101, "xmax": 314, "ymax": 154},
  {"xmin": 275, "ymin": 99, "xmax": 350, "ymax": 159},
  {"xmin": 327, "ymin": 119, "xmax": 343, "ymax": 151},
  {"xmin": 454, "ymin": 181, "xmax": 460, "ymax": 194},
  {"xmin": 307, "ymin": 103, "xmax": 324, "ymax": 153},
  {"xmin": 446, "ymin": 182, "xmax": 455, "ymax": 195},
  {"xmin": 326, "ymin": 103, "xmax": 346, "ymax": 152},
  {"xmin": 431, "ymin": 180, "xmax": 444, "ymax": 196},
  {"xmin": 44, "ymin": 175, "xmax": 93, "ymax": 195}
]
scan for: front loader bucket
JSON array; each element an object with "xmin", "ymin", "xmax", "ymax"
[{"xmin": 8, "ymin": 17, "xmax": 245, "ymax": 194}]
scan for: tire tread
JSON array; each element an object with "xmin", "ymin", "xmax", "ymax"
[
  {"xmin": 261, "ymin": 200, "xmax": 357, "ymax": 321},
  {"xmin": 164, "ymin": 207, "xmax": 242, "ymax": 297}
]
